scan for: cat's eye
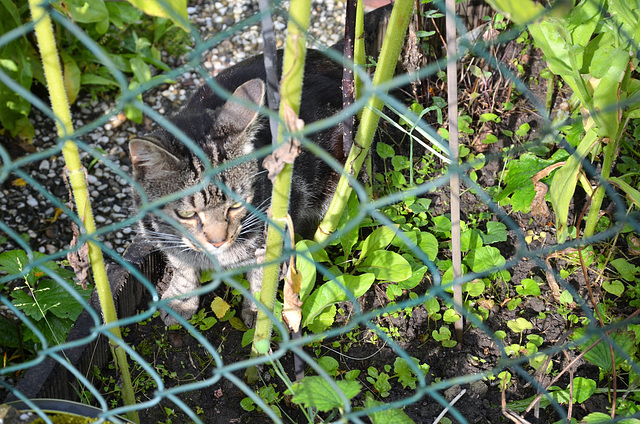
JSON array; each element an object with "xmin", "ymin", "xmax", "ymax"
[
  {"xmin": 176, "ymin": 210, "xmax": 196, "ymax": 219},
  {"xmin": 230, "ymin": 202, "xmax": 243, "ymax": 210}
]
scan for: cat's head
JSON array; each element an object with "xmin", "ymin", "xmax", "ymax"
[{"xmin": 129, "ymin": 79, "xmax": 267, "ymax": 255}]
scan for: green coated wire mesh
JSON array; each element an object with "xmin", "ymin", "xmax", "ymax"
[{"xmin": 1, "ymin": 0, "xmax": 640, "ymax": 423}]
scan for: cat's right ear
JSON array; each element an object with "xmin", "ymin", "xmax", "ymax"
[
  {"xmin": 129, "ymin": 138, "xmax": 181, "ymax": 179},
  {"xmin": 217, "ymin": 79, "xmax": 266, "ymax": 132}
]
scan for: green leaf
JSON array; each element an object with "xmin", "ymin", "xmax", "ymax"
[
  {"xmin": 295, "ymin": 240, "xmax": 317, "ymax": 302},
  {"xmin": 319, "ymin": 356, "xmax": 339, "ymax": 376},
  {"xmin": 359, "ymin": 226, "xmax": 397, "ymax": 262},
  {"xmin": 460, "ymin": 229, "xmax": 483, "ymax": 252},
  {"xmin": 126, "ymin": 0, "xmax": 189, "ymax": 31},
  {"xmin": 484, "ymin": 0, "xmax": 545, "ymax": 26},
  {"xmin": 60, "ymin": 51, "xmax": 81, "ymax": 105},
  {"xmin": 365, "ymin": 394, "xmax": 415, "ymax": 423},
  {"xmin": 68, "ymin": 0, "xmax": 109, "ymax": 23},
  {"xmin": 302, "ymin": 274, "xmax": 375, "ymax": 327},
  {"xmin": 391, "ymin": 155, "xmax": 411, "ymax": 171},
  {"xmin": 462, "ymin": 279, "xmax": 485, "ymax": 297},
  {"xmin": 549, "ymin": 129, "xmax": 599, "ymax": 242},
  {"xmin": 376, "ymin": 142, "xmax": 395, "ymax": 159},
  {"xmin": 516, "ymin": 278, "xmax": 541, "ymax": 296},
  {"xmin": 507, "ymin": 318, "xmax": 533, "ymax": 333},
  {"xmin": 482, "ymin": 221, "xmax": 508, "ymax": 244},
  {"xmin": 306, "ymin": 305, "xmax": 336, "ymax": 333},
  {"xmin": 432, "ymin": 326, "xmax": 451, "ymax": 341},
  {"xmin": 443, "ymin": 309, "xmax": 460, "ymax": 323},
  {"xmin": 602, "ymin": 280, "xmax": 624, "ymax": 297},
  {"xmin": 580, "ymin": 412, "xmax": 640, "ymax": 424},
  {"xmin": 572, "ymin": 377, "xmax": 596, "ymax": 403},
  {"xmin": 576, "ymin": 330, "xmax": 637, "ymax": 372},
  {"xmin": 356, "ymin": 251, "xmax": 411, "ymax": 282},
  {"xmin": 609, "ymin": 177, "xmax": 640, "ymax": 209},
  {"xmin": 290, "ymin": 376, "xmax": 361, "ymax": 412},
  {"xmin": 464, "ymin": 246, "xmax": 505, "ymax": 274},
  {"xmin": 559, "ymin": 290, "xmax": 574, "ymax": 304}
]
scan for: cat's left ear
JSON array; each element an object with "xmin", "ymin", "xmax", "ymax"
[{"xmin": 217, "ymin": 79, "xmax": 265, "ymax": 132}]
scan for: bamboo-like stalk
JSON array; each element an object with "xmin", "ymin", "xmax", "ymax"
[
  {"xmin": 249, "ymin": 0, "xmax": 312, "ymax": 363},
  {"xmin": 445, "ymin": 0, "xmax": 464, "ymax": 342},
  {"xmin": 313, "ymin": 0, "xmax": 414, "ymax": 242},
  {"xmin": 28, "ymin": 2, "xmax": 139, "ymax": 422}
]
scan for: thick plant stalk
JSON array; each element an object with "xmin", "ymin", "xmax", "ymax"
[
  {"xmin": 445, "ymin": 0, "xmax": 464, "ymax": 342},
  {"xmin": 28, "ymin": 2, "xmax": 139, "ymax": 422},
  {"xmin": 314, "ymin": 0, "xmax": 414, "ymax": 242},
  {"xmin": 249, "ymin": 0, "xmax": 312, "ymax": 361}
]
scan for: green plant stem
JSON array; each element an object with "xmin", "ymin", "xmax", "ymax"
[
  {"xmin": 583, "ymin": 139, "xmax": 619, "ymax": 238},
  {"xmin": 28, "ymin": 2, "xmax": 138, "ymax": 422},
  {"xmin": 248, "ymin": 0, "xmax": 312, "ymax": 370},
  {"xmin": 314, "ymin": 0, "xmax": 414, "ymax": 242}
]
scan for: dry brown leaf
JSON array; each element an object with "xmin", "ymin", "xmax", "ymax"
[
  {"xmin": 282, "ymin": 261, "xmax": 303, "ymax": 333},
  {"xmin": 530, "ymin": 181, "xmax": 549, "ymax": 218},
  {"xmin": 262, "ymin": 104, "xmax": 304, "ymax": 182},
  {"xmin": 67, "ymin": 223, "xmax": 91, "ymax": 289}
]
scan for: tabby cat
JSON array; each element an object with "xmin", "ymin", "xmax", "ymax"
[{"xmin": 129, "ymin": 50, "xmax": 345, "ymax": 326}]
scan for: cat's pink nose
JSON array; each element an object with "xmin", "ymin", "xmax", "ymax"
[{"xmin": 210, "ymin": 240, "xmax": 225, "ymax": 248}]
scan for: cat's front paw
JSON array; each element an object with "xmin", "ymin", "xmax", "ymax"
[
  {"xmin": 241, "ymin": 297, "xmax": 258, "ymax": 328},
  {"xmin": 159, "ymin": 295, "xmax": 200, "ymax": 326}
]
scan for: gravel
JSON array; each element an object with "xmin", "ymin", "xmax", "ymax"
[{"xmin": 0, "ymin": 0, "xmax": 346, "ymax": 261}]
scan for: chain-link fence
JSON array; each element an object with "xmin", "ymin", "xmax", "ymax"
[{"xmin": 1, "ymin": 0, "xmax": 640, "ymax": 423}]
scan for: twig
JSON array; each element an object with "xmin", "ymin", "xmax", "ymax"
[{"xmin": 433, "ymin": 388, "xmax": 466, "ymax": 424}]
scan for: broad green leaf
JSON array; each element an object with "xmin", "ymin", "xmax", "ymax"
[
  {"xmin": 290, "ymin": 376, "xmax": 361, "ymax": 412},
  {"xmin": 68, "ymin": 0, "xmax": 109, "ymax": 23},
  {"xmin": 463, "ymin": 279, "xmax": 485, "ymax": 297},
  {"xmin": 575, "ymin": 330, "xmax": 637, "ymax": 372},
  {"xmin": 464, "ymin": 246, "xmax": 505, "ymax": 274},
  {"xmin": 398, "ymin": 264, "xmax": 427, "ymax": 290},
  {"xmin": 431, "ymin": 215, "xmax": 451, "ymax": 238},
  {"xmin": 359, "ymin": 226, "xmax": 397, "ymax": 262},
  {"xmin": 460, "ymin": 229, "xmax": 483, "ymax": 252},
  {"xmin": 418, "ymin": 231, "xmax": 438, "ymax": 261},
  {"xmin": 529, "ymin": 18, "xmax": 574, "ymax": 76},
  {"xmin": 609, "ymin": 177, "xmax": 640, "ymax": 209},
  {"xmin": 130, "ymin": 57, "xmax": 152, "ymax": 84},
  {"xmin": 376, "ymin": 142, "xmax": 395, "ymax": 159},
  {"xmin": 507, "ymin": 317, "xmax": 533, "ymax": 333},
  {"xmin": 295, "ymin": 240, "xmax": 317, "ymax": 301},
  {"xmin": 126, "ymin": 0, "xmax": 189, "ymax": 31},
  {"xmin": 495, "ymin": 152, "xmax": 554, "ymax": 213},
  {"xmin": 318, "ymin": 356, "xmax": 339, "ymax": 376},
  {"xmin": 610, "ymin": 258, "xmax": 637, "ymax": 281},
  {"xmin": 80, "ymin": 74, "xmax": 119, "ymax": 87},
  {"xmin": 424, "ymin": 297, "xmax": 440, "ymax": 315},
  {"xmin": 61, "ymin": 51, "xmax": 81, "ymax": 104},
  {"xmin": 443, "ymin": 309, "xmax": 460, "ymax": 323},
  {"xmin": 516, "ymin": 278, "xmax": 541, "ymax": 296},
  {"xmin": 306, "ymin": 305, "xmax": 336, "ymax": 333},
  {"xmin": 572, "ymin": 377, "xmax": 596, "ymax": 403},
  {"xmin": 432, "ymin": 326, "xmax": 451, "ymax": 341},
  {"xmin": 549, "ymin": 128, "xmax": 599, "ymax": 242},
  {"xmin": 302, "ymin": 274, "xmax": 375, "ymax": 327},
  {"xmin": 580, "ymin": 412, "xmax": 640, "ymax": 424},
  {"xmin": 602, "ymin": 280, "xmax": 624, "ymax": 297},
  {"xmin": 365, "ymin": 394, "xmax": 415, "ymax": 424},
  {"xmin": 592, "ymin": 52, "xmax": 629, "ymax": 139},
  {"xmin": 357, "ymin": 251, "xmax": 411, "ymax": 281},
  {"xmin": 485, "ymin": 0, "xmax": 545, "ymax": 26},
  {"xmin": 482, "ymin": 221, "xmax": 508, "ymax": 244}
]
